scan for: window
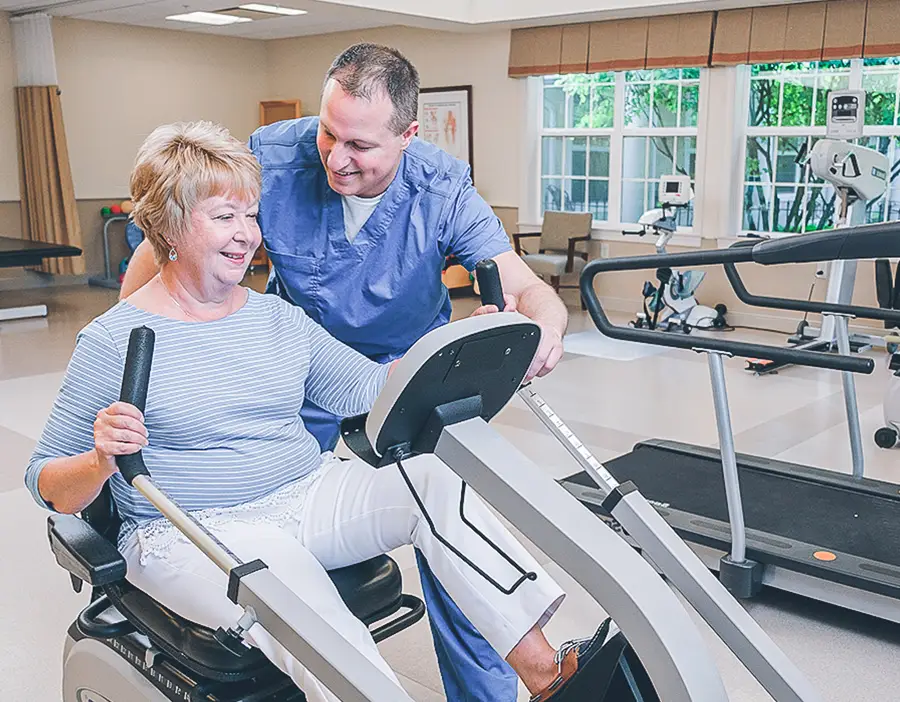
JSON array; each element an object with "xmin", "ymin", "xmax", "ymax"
[
  {"xmin": 621, "ymin": 69, "xmax": 699, "ymax": 227},
  {"xmin": 539, "ymin": 68, "xmax": 702, "ymax": 228},
  {"xmin": 743, "ymin": 59, "xmax": 900, "ymax": 234}
]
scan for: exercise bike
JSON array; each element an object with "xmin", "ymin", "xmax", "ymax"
[{"xmin": 624, "ymin": 175, "xmax": 727, "ymax": 333}]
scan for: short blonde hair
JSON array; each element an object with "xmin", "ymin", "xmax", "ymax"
[{"xmin": 130, "ymin": 122, "xmax": 261, "ymax": 264}]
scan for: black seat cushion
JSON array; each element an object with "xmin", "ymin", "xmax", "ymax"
[{"xmin": 102, "ymin": 554, "xmax": 404, "ymax": 680}]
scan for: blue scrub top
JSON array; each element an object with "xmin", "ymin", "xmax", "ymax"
[{"xmin": 249, "ymin": 117, "xmax": 511, "ymax": 449}]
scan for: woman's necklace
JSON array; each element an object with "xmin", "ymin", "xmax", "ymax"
[{"xmin": 157, "ymin": 274, "xmax": 205, "ymax": 322}]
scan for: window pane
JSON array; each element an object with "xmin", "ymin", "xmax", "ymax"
[
  {"xmin": 815, "ymin": 73, "xmax": 851, "ymax": 125},
  {"xmin": 676, "ymin": 137, "xmax": 697, "ymax": 179},
  {"xmin": 652, "ymin": 68, "xmax": 680, "ymax": 80},
  {"xmin": 588, "ymin": 137, "xmax": 610, "ymax": 177},
  {"xmin": 775, "ymin": 137, "xmax": 806, "ymax": 184},
  {"xmin": 622, "ymin": 137, "xmax": 647, "ymax": 179},
  {"xmin": 746, "ymin": 137, "xmax": 775, "ymax": 183},
  {"xmin": 680, "ymin": 83, "xmax": 699, "ymax": 127},
  {"xmin": 542, "ymin": 178, "xmax": 563, "ymax": 213},
  {"xmin": 589, "ymin": 84, "xmax": 615, "ymax": 128},
  {"xmin": 864, "ymin": 57, "xmax": 900, "ymax": 68},
  {"xmin": 887, "ymin": 186, "xmax": 900, "ymax": 222},
  {"xmin": 648, "ymin": 137, "xmax": 675, "ymax": 179},
  {"xmin": 863, "ymin": 72, "xmax": 898, "ymax": 126},
  {"xmin": 542, "ymin": 137, "xmax": 562, "ymax": 176},
  {"xmin": 569, "ymin": 90, "xmax": 590, "ymax": 128},
  {"xmin": 543, "ymin": 83, "xmax": 565, "ymax": 128},
  {"xmin": 592, "ymin": 71, "xmax": 615, "ymax": 83},
  {"xmin": 751, "ymin": 63, "xmax": 781, "ymax": 76},
  {"xmin": 781, "ymin": 75, "xmax": 814, "ymax": 127},
  {"xmin": 565, "ymin": 137, "xmax": 587, "ymax": 177},
  {"xmin": 588, "ymin": 180, "xmax": 610, "ymax": 221},
  {"xmin": 749, "ymin": 78, "xmax": 779, "ymax": 127},
  {"xmin": 806, "ymin": 187, "xmax": 836, "ymax": 231},
  {"xmin": 564, "ymin": 179, "xmax": 587, "ymax": 212},
  {"xmin": 622, "ymin": 181, "xmax": 647, "ymax": 223},
  {"xmin": 744, "ymin": 185, "xmax": 772, "ymax": 231},
  {"xmin": 681, "ymin": 68, "xmax": 700, "ymax": 80},
  {"xmin": 625, "ymin": 70, "xmax": 652, "ymax": 81},
  {"xmin": 652, "ymin": 83, "xmax": 679, "ymax": 127},
  {"xmin": 773, "ymin": 186, "xmax": 806, "ymax": 233},
  {"xmin": 867, "ymin": 193, "xmax": 887, "ymax": 224},
  {"xmin": 675, "ymin": 201, "xmax": 695, "ymax": 228},
  {"xmin": 819, "ymin": 59, "xmax": 852, "ymax": 71},
  {"xmin": 625, "ymin": 83, "xmax": 651, "ymax": 127}
]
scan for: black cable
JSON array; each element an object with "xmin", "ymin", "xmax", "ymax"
[{"xmin": 393, "ymin": 454, "xmax": 536, "ymax": 596}]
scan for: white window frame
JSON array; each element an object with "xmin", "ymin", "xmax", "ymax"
[
  {"xmin": 521, "ymin": 70, "xmax": 706, "ymax": 247},
  {"xmin": 737, "ymin": 59, "xmax": 900, "ymax": 238}
]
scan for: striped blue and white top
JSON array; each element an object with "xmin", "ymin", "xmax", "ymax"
[{"xmin": 25, "ymin": 289, "xmax": 390, "ymax": 543}]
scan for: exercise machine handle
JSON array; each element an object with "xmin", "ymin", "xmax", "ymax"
[
  {"xmin": 116, "ymin": 326, "xmax": 154, "ymax": 485},
  {"xmin": 580, "ymin": 263, "xmax": 874, "ymax": 374},
  {"xmin": 750, "ymin": 221, "xmax": 900, "ymax": 265},
  {"xmin": 724, "ymin": 257, "xmax": 900, "ymax": 322},
  {"xmin": 476, "ymin": 259, "xmax": 505, "ymax": 311}
]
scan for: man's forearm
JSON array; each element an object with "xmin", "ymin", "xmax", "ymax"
[{"xmin": 517, "ymin": 280, "xmax": 568, "ymax": 338}]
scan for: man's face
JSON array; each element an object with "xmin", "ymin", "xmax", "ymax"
[{"xmin": 317, "ymin": 79, "xmax": 417, "ymax": 198}]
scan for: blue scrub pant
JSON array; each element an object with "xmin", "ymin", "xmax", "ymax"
[{"xmin": 306, "ymin": 403, "xmax": 519, "ymax": 702}]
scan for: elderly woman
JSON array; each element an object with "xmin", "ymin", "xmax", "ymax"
[{"xmin": 26, "ymin": 122, "xmax": 607, "ymax": 702}]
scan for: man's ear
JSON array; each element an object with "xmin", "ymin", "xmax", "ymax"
[{"xmin": 400, "ymin": 120, "xmax": 419, "ymax": 149}]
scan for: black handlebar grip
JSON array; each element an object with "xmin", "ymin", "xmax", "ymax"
[
  {"xmin": 475, "ymin": 259, "xmax": 505, "ymax": 311},
  {"xmin": 116, "ymin": 326, "xmax": 155, "ymax": 485}
]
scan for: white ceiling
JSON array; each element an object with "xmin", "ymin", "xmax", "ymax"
[{"xmin": 0, "ymin": 0, "xmax": 806, "ymax": 40}]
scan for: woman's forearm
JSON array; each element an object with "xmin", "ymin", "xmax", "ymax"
[{"xmin": 37, "ymin": 450, "xmax": 117, "ymax": 514}]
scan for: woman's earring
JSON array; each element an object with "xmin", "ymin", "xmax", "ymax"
[{"xmin": 168, "ymin": 246, "xmax": 178, "ymax": 262}]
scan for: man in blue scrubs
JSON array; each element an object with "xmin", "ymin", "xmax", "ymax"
[{"xmin": 122, "ymin": 43, "xmax": 569, "ymax": 702}]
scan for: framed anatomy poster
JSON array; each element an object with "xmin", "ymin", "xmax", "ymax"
[{"xmin": 418, "ymin": 85, "xmax": 474, "ymax": 181}]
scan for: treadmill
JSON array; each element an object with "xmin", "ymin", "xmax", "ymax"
[{"xmin": 561, "ymin": 221, "xmax": 900, "ymax": 624}]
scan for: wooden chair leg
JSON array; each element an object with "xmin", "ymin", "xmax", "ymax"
[{"xmin": 550, "ymin": 275, "xmax": 560, "ymax": 292}]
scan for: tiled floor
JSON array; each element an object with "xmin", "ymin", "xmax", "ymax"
[{"xmin": 2, "ymin": 279, "xmax": 900, "ymax": 701}]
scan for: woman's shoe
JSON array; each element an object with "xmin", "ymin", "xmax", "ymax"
[{"xmin": 529, "ymin": 619, "xmax": 615, "ymax": 701}]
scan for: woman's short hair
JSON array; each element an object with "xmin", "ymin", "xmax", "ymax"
[{"xmin": 130, "ymin": 121, "xmax": 261, "ymax": 264}]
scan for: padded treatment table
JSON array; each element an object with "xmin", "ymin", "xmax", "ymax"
[{"xmin": 0, "ymin": 236, "xmax": 82, "ymax": 322}]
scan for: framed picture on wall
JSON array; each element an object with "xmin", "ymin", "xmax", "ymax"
[{"xmin": 418, "ymin": 85, "xmax": 474, "ymax": 182}]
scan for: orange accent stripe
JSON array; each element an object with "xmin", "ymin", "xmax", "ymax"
[
  {"xmin": 645, "ymin": 55, "xmax": 707, "ymax": 68},
  {"xmin": 508, "ymin": 64, "xmax": 561, "ymax": 77},
  {"xmin": 588, "ymin": 59, "xmax": 647, "ymax": 72},
  {"xmin": 711, "ymin": 51, "xmax": 749, "ymax": 65},
  {"xmin": 822, "ymin": 44, "xmax": 863, "ymax": 59},
  {"xmin": 748, "ymin": 50, "xmax": 786, "ymax": 63},
  {"xmin": 559, "ymin": 62, "xmax": 589, "ymax": 73},
  {"xmin": 865, "ymin": 43, "xmax": 900, "ymax": 57}
]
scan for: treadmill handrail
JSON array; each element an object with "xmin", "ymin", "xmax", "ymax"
[
  {"xmin": 580, "ymin": 258, "xmax": 875, "ymax": 374},
  {"xmin": 724, "ymin": 256, "xmax": 900, "ymax": 322},
  {"xmin": 750, "ymin": 221, "xmax": 900, "ymax": 265}
]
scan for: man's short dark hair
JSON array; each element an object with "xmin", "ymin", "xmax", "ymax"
[{"xmin": 325, "ymin": 43, "xmax": 420, "ymax": 135}]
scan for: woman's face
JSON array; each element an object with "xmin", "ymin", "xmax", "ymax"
[{"xmin": 177, "ymin": 194, "xmax": 261, "ymax": 290}]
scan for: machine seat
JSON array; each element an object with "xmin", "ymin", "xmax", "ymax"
[{"xmin": 97, "ymin": 555, "xmax": 406, "ymax": 680}]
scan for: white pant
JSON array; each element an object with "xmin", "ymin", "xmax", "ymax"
[{"xmin": 121, "ymin": 454, "xmax": 565, "ymax": 702}]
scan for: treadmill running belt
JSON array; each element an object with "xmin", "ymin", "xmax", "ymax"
[{"xmin": 596, "ymin": 441, "xmax": 900, "ymax": 568}]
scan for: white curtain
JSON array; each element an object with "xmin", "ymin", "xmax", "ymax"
[{"xmin": 10, "ymin": 12, "xmax": 58, "ymax": 87}]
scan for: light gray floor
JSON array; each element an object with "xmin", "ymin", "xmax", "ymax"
[{"xmin": 2, "ymin": 279, "xmax": 900, "ymax": 701}]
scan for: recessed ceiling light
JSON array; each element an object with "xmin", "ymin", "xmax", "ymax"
[
  {"xmin": 166, "ymin": 11, "xmax": 253, "ymax": 25},
  {"xmin": 238, "ymin": 3, "xmax": 307, "ymax": 15}
]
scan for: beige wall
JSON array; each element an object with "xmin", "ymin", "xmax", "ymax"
[
  {"xmin": 0, "ymin": 13, "xmax": 19, "ymax": 203},
  {"xmin": 53, "ymin": 18, "xmax": 269, "ymax": 200},
  {"xmin": 266, "ymin": 26, "xmax": 522, "ymax": 207}
]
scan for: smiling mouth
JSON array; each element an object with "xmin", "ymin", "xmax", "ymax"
[
  {"xmin": 333, "ymin": 169, "xmax": 359, "ymax": 178},
  {"xmin": 221, "ymin": 252, "xmax": 245, "ymax": 261}
]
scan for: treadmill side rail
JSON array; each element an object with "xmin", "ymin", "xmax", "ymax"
[
  {"xmin": 611, "ymin": 489, "xmax": 822, "ymax": 702},
  {"xmin": 435, "ymin": 418, "xmax": 729, "ymax": 702}
]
